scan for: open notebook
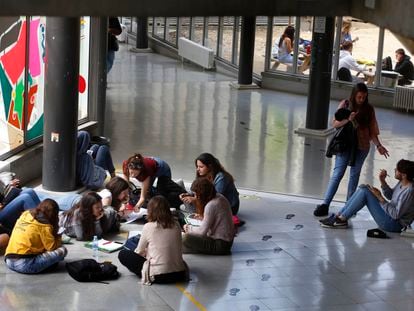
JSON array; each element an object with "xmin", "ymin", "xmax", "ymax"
[{"xmin": 84, "ymin": 239, "xmax": 124, "ymax": 253}]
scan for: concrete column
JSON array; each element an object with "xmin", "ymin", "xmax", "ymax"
[
  {"xmin": 305, "ymin": 17, "xmax": 335, "ymax": 130},
  {"xmin": 42, "ymin": 17, "xmax": 80, "ymax": 191},
  {"xmin": 237, "ymin": 16, "xmax": 256, "ymax": 85},
  {"xmin": 136, "ymin": 17, "xmax": 148, "ymax": 49}
]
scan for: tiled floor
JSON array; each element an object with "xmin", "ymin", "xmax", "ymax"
[
  {"xmin": 1, "ymin": 189, "xmax": 414, "ymax": 311},
  {"xmin": 1, "ymin": 41, "xmax": 414, "ymax": 311}
]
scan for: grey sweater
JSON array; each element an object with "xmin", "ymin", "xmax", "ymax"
[{"xmin": 381, "ymin": 182, "xmax": 414, "ymax": 226}]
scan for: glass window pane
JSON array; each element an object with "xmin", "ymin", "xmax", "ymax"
[
  {"xmin": 297, "ymin": 17, "xmax": 312, "ymax": 76},
  {"xmin": 382, "ymin": 29, "xmax": 413, "ymax": 87},
  {"xmin": 270, "ymin": 17, "xmax": 297, "ymax": 73},
  {"xmin": 179, "ymin": 17, "xmax": 190, "ymax": 39},
  {"xmin": 233, "ymin": 17, "xmax": 241, "ymax": 65},
  {"xmin": 192, "ymin": 17, "xmax": 203, "ymax": 44},
  {"xmin": 154, "ymin": 17, "xmax": 165, "ymax": 39},
  {"xmin": 207, "ymin": 17, "xmax": 218, "ymax": 54},
  {"xmin": 221, "ymin": 16, "xmax": 234, "ymax": 61},
  {"xmin": 345, "ymin": 19, "xmax": 378, "ymax": 86},
  {"xmin": 27, "ymin": 16, "xmax": 46, "ymax": 142},
  {"xmin": 0, "ymin": 16, "xmax": 27, "ymax": 156},
  {"xmin": 147, "ymin": 17, "xmax": 152, "ymax": 36},
  {"xmin": 78, "ymin": 16, "xmax": 90, "ymax": 121},
  {"xmin": 166, "ymin": 17, "xmax": 177, "ymax": 45},
  {"xmin": 253, "ymin": 16, "xmax": 267, "ymax": 75}
]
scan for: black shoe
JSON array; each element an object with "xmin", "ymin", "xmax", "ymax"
[
  {"xmin": 313, "ymin": 204, "xmax": 329, "ymax": 217},
  {"xmin": 320, "ymin": 214, "xmax": 348, "ymax": 228}
]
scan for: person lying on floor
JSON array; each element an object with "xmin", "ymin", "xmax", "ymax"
[
  {"xmin": 182, "ymin": 178, "xmax": 235, "ymax": 255},
  {"xmin": 118, "ymin": 196, "xmax": 189, "ymax": 285},
  {"xmin": 320, "ymin": 159, "xmax": 414, "ymax": 232},
  {"xmin": 4, "ymin": 199, "xmax": 67, "ymax": 274},
  {"xmin": 0, "ymin": 188, "xmax": 41, "ymax": 234},
  {"xmin": 59, "ymin": 192, "xmax": 119, "ymax": 241}
]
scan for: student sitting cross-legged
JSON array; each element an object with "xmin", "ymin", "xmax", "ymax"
[
  {"xmin": 118, "ymin": 196, "xmax": 189, "ymax": 285},
  {"xmin": 4, "ymin": 199, "xmax": 67, "ymax": 274},
  {"xmin": 320, "ymin": 159, "xmax": 414, "ymax": 232},
  {"xmin": 182, "ymin": 178, "xmax": 236, "ymax": 255}
]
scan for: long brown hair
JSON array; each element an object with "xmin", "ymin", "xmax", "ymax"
[
  {"xmin": 31, "ymin": 199, "xmax": 60, "ymax": 237},
  {"xmin": 123, "ymin": 153, "xmax": 145, "ymax": 180},
  {"xmin": 190, "ymin": 178, "xmax": 217, "ymax": 216},
  {"xmin": 279, "ymin": 25, "xmax": 295, "ymax": 48},
  {"xmin": 105, "ymin": 176, "xmax": 129, "ymax": 210},
  {"xmin": 348, "ymin": 82, "xmax": 374, "ymax": 128},
  {"xmin": 147, "ymin": 196, "xmax": 175, "ymax": 229},
  {"xmin": 62, "ymin": 192, "xmax": 102, "ymax": 240},
  {"xmin": 195, "ymin": 153, "xmax": 234, "ymax": 183}
]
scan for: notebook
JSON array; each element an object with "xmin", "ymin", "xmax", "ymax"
[{"xmin": 84, "ymin": 239, "xmax": 124, "ymax": 253}]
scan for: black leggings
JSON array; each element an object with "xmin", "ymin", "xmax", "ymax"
[{"xmin": 118, "ymin": 249, "xmax": 187, "ymax": 283}]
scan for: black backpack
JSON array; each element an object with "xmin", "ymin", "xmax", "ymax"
[{"xmin": 66, "ymin": 259, "xmax": 120, "ymax": 283}]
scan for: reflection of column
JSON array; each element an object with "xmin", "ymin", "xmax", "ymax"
[
  {"xmin": 230, "ymin": 91, "xmax": 251, "ymax": 183},
  {"xmin": 257, "ymin": 96, "xmax": 268, "ymax": 186},
  {"xmin": 43, "ymin": 17, "xmax": 80, "ymax": 191},
  {"xmin": 237, "ymin": 16, "xmax": 256, "ymax": 85},
  {"xmin": 301, "ymin": 137, "xmax": 332, "ymax": 198},
  {"xmin": 305, "ymin": 17, "xmax": 335, "ymax": 130}
]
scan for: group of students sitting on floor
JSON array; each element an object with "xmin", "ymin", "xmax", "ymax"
[{"xmin": 0, "ymin": 131, "xmax": 240, "ymax": 285}]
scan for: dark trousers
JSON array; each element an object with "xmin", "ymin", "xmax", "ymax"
[
  {"xmin": 182, "ymin": 234, "xmax": 233, "ymax": 255},
  {"xmin": 118, "ymin": 249, "xmax": 187, "ymax": 283}
]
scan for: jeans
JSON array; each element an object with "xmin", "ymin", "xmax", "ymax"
[
  {"xmin": 5, "ymin": 246, "xmax": 67, "ymax": 274},
  {"xmin": 153, "ymin": 158, "xmax": 171, "ymax": 179},
  {"xmin": 323, "ymin": 148, "xmax": 369, "ymax": 206},
  {"xmin": 0, "ymin": 189, "xmax": 40, "ymax": 230},
  {"xmin": 90, "ymin": 144, "xmax": 115, "ymax": 175},
  {"xmin": 339, "ymin": 186, "xmax": 403, "ymax": 232},
  {"xmin": 36, "ymin": 191, "xmax": 82, "ymax": 211},
  {"xmin": 107, "ymin": 50, "xmax": 115, "ymax": 73}
]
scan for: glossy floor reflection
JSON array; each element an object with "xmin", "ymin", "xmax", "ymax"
[
  {"xmin": 106, "ymin": 43, "xmax": 414, "ymax": 203},
  {"xmin": 2, "ymin": 42, "xmax": 414, "ymax": 311}
]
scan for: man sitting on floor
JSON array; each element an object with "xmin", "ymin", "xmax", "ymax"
[{"xmin": 320, "ymin": 159, "xmax": 414, "ymax": 232}]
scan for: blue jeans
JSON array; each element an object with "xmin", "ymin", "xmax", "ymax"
[
  {"xmin": 107, "ymin": 50, "xmax": 115, "ymax": 73},
  {"xmin": 36, "ymin": 191, "xmax": 82, "ymax": 211},
  {"xmin": 0, "ymin": 188, "xmax": 40, "ymax": 230},
  {"xmin": 5, "ymin": 246, "xmax": 67, "ymax": 274},
  {"xmin": 323, "ymin": 148, "xmax": 369, "ymax": 206},
  {"xmin": 153, "ymin": 157, "xmax": 171, "ymax": 179},
  {"xmin": 339, "ymin": 186, "xmax": 403, "ymax": 232},
  {"xmin": 90, "ymin": 144, "xmax": 115, "ymax": 174}
]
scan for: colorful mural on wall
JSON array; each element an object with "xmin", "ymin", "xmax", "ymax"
[
  {"xmin": 0, "ymin": 16, "xmax": 45, "ymax": 155},
  {"xmin": 0, "ymin": 16, "xmax": 90, "ymax": 158}
]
